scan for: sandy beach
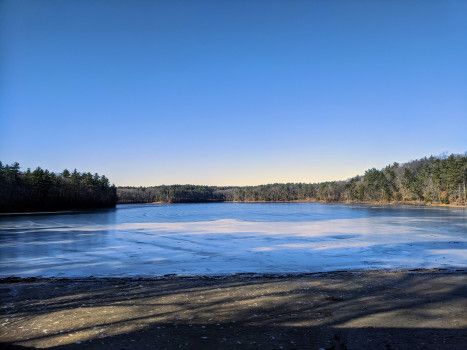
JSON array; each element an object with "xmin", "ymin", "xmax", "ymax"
[{"xmin": 1, "ymin": 269, "xmax": 466, "ymax": 349}]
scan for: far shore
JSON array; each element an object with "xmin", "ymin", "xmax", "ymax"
[
  {"xmin": 1, "ymin": 200, "xmax": 465, "ymax": 216},
  {"xmin": 0, "ymin": 207, "xmax": 117, "ymax": 216},
  {"xmin": 143, "ymin": 199, "xmax": 466, "ymax": 208}
]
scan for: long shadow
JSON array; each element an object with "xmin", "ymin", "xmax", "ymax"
[
  {"xmin": 1, "ymin": 271, "xmax": 466, "ymax": 349},
  {"xmin": 2, "ymin": 325, "xmax": 466, "ymax": 350}
]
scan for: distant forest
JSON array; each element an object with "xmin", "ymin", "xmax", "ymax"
[
  {"xmin": 118, "ymin": 154, "xmax": 467, "ymax": 206},
  {"xmin": 1, "ymin": 154, "xmax": 465, "ymax": 213},
  {"xmin": 0, "ymin": 162, "xmax": 117, "ymax": 213}
]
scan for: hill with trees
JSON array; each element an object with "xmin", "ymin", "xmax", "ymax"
[
  {"xmin": 118, "ymin": 154, "xmax": 467, "ymax": 206},
  {"xmin": 0, "ymin": 162, "xmax": 117, "ymax": 213}
]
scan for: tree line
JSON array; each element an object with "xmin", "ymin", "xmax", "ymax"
[
  {"xmin": 118, "ymin": 154, "xmax": 467, "ymax": 206},
  {"xmin": 0, "ymin": 162, "xmax": 117, "ymax": 213}
]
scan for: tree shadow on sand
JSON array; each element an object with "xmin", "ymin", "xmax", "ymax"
[{"xmin": 1, "ymin": 270, "xmax": 466, "ymax": 349}]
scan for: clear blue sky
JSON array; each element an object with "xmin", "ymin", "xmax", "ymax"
[{"xmin": 1, "ymin": 0, "xmax": 466, "ymax": 186}]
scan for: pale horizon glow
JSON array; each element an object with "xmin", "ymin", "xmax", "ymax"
[
  {"xmin": 3, "ymin": 152, "xmax": 467, "ymax": 187},
  {"xmin": 1, "ymin": 1, "xmax": 466, "ymax": 186},
  {"xmin": 110, "ymin": 153, "xmax": 465, "ymax": 187}
]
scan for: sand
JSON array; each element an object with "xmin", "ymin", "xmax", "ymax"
[{"xmin": 1, "ymin": 269, "xmax": 466, "ymax": 349}]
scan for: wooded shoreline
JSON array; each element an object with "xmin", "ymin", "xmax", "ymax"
[
  {"xmin": 144, "ymin": 199, "xmax": 467, "ymax": 208},
  {"xmin": 2, "ymin": 154, "xmax": 466, "ymax": 213},
  {"xmin": 118, "ymin": 154, "xmax": 467, "ymax": 207}
]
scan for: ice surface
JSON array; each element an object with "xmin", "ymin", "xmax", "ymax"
[{"xmin": 0, "ymin": 203, "xmax": 465, "ymax": 277}]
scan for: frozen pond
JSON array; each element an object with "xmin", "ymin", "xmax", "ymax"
[{"xmin": 0, "ymin": 203, "xmax": 466, "ymax": 277}]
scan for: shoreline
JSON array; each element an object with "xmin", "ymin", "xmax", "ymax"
[
  {"xmin": 1, "ymin": 269, "xmax": 466, "ymax": 349},
  {"xmin": 0, "ymin": 207, "xmax": 117, "ymax": 216},
  {"xmin": 142, "ymin": 199, "xmax": 466, "ymax": 208},
  {"xmin": 2, "ymin": 267, "xmax": 466, "ymax": 282},
  {"xmin": 231, "ymin": 199, "xmax": 466, "ymax": 208},
  {"xmin": 1, "ymin": 200, "xmax": 464, "ymax": 216}
]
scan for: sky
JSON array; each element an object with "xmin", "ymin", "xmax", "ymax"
[{"xmin": 1, "ymin": 0, "xmax": 466, "ymax": 186}]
